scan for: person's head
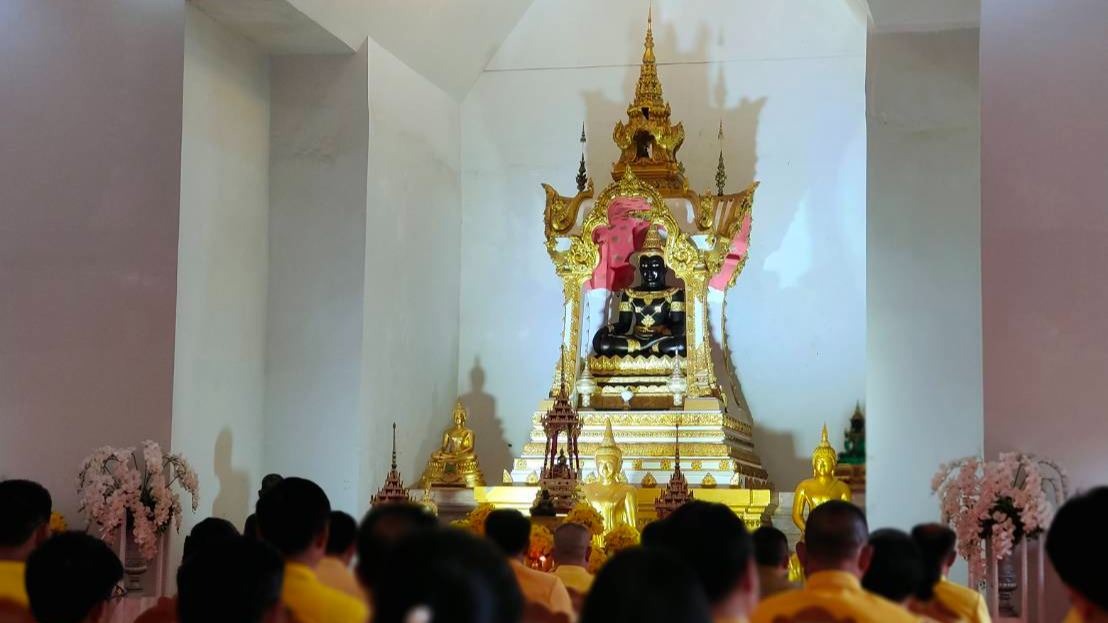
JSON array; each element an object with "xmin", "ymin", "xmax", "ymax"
[
  {"xmin": 258, "ymin": 474, "xmax": 284, "ymax": 499},
  {"xmin": 255, "ymin": 477, "xmax": 330, "ymax": 565},
  {"xmin": 326, "ymin": 511, "xmax": 358, "ymax": 564},
  {"xmin": 178, "ymin": 536, "xmax": 287, "ymax": 623},
  {"xmin": 862, "ymin": 529, "xmax": 924, "ymax": 605},
  {"xmin": 0, "ymin": 479, "xmax": 52, "ymax": 560},
  {"xmin": 356, "ymin": 503, "xmax": 438, "ymax": 592},
  {"xmin": 553, "ymin": 522, "xmax": 591, "ymax": 568},
  {"xmin": 1047, "ymin": 487, "xmax": 1108, "ymax": 619},
  {"xmin": 25, "ymin": 532, "xmax": 122, "ymax": 623},
  {"xmin": 373, "ymin": 528, "xmax": 523, "ymax": 623},
  {"xmin": 182, "ymin": 517, "xmax": 240, "ymax": 563},
  {"xmin": 911, "ymin": 523, "xmax": 958, "ymax": 600},
  {"xmin": 753, "ymin": 525, "xmax": 791, "ymax": 571},
  {"xmin": 484, "ymin": 510, "xmax": 531, "ymax": 560},
  {"xmin": 580, "ymin": 547, "xmax": 711, "ymax": 623},
  {"xmin": 640, "ymin": 519, "xmax": 667, "ymax": 547},
  {"xmin": 797, "ymin": 500, "xmax": 870, "ymax": 577},
  {"xmin": 244, "ymin": 514, "xmax": 260, "ymax": 539},
  {"xmin": 647, "ymin": 501, "xmax": 758, "ymax": 619}
]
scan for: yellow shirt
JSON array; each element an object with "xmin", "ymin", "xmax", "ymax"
[
  {"xmin": 315, "ymin": 557, "xmax": 369, "ymax": 605},
  {"xmin": 510, "ymin": 560, "xmax": 574, "ymax": 619},
  {"xmin": 283, "ymin": 562, "xmax": 368, "ymax": 623},
  {"xmin": 552, "ymin": 564, "xmax": 594, "ymax": 594},
  {"xmin": 934, "ymin": 578, "xmax": 991, "ymax": 623},
  {"xmin": 0, "ymin": 562, "xmax": 28, "ymax": 607},
  {"xmin": 1061, "ymin": 608, "xmax": 1082, "ymax": 623},
  {"xmin": 752, "ymin": 570, "xmax": 918, "ymax": 623}
]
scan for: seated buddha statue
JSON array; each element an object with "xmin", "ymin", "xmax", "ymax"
[
  {"xmin": 581, "ymin": 419, "xmax": 638, "ymax": 534},
  {"xmin": 592, "ymin": 224, "xmax": 686, "ymax": 358},
  {"xmin": 418, "ymin": 400, "xmax": 485, "ymax": 488}
]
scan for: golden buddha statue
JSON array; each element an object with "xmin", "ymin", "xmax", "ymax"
[
  {"xmin": 789, "ymin": 425, "xmax": 852, "ymax": 581},
  {"xmin": 581, "ymin": 419, "xmax": 638, "ymax": 534},
  {"xmin": 417, "ymin": 400, "xmax": 485, "ymax": 488}
]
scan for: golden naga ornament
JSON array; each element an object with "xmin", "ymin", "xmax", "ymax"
[
  {"xmin": 417, "ymin": 400, "xmax": 486, "ymax": 488},
  {"xmin": 581, "ymin": 419, "xmax": 638, "ymax": 535}
]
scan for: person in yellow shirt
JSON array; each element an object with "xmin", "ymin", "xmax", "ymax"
[
  {"xmin": 752, "ymin": 501, "xmax": 917, "ymax": 623},
  {"xmin": 0, "ymin": 480, "xmax": 53, "ymax": 609},
  {"xmin": 645, "ymin": 501, "xmax": 759, "ymax": 623},
  {"xmin": 177, "ymin": 535, "xmax": 289, "ymax": 623},
  {"xmin": 552, "ymin": 523, "xmax": 594, "ymax": 595},
  {"xmin": 752, "ymin": 526, "xmax": 799, "ymax": 602},
  {"xmin": 256, "ymin": 478, "xmax": 368, "ymax": 623},
  {"xmin": 24, "ymin": 532, "xmax": 123, "ymax": 623},
  {"xmin": 1047, "ymin": 487, "xmax": 1107, "ymax": 623},
  {"xmin": 863, "ymin": 528, "xmax": 966, "ymax": 623},
  {"xmin": 912, "ymin": 524, "xmax": 990, "ymax": 623},
  {"xmin": 485, "ymin": 510, "xmax": 575, "ymax": 620},
  {"xmin": 316, "ymin": 511, "xmax": 368, "ymax": 605}
]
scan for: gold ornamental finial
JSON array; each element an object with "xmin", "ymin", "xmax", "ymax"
[
  {"xmin": 633, "ymin": 5, "xmax": 664, "ymax": 110},
  {"xmin": 644, "ymin": 3, "xmax": 655, "ymax": 64},
  {"xmin": 391, "ymin": 422, "xmax": 398, "ymax": 470},
  {"xmin": 812, "ymin": 424, "xmax": 837, "ymax": 466},
  {"xmin": 595, "ymin": 418, "xmax": 622, "ymax": 461}
]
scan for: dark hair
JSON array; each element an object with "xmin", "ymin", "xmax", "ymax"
[
  {"xmin": 25, "ymin": 532, "xmax": 123, "ymax": 623},
  {"xmin": 753, "ymin": 525, "xmax": 790, "ymax": 568},
  {"xmin": 373, "ymin": 528, "xmax": 523, "ymax": 623},
  {"xmin": 183, "ymin": 517, "xmax": 240, "ymax": 562},
  {"xmin": 327, "ymin": 511, "xmax": 358, "ymax": 556},
  {"xmin": 804, "ymin": 500, "xmax": 868, "ymax": 563},
  {"xmin": 1047, "ymin": 487, "xmax": 1108, "ymax": 611},
  {"xmin": 259, "ymin": 474, "xmax": 284, "ymax": 496},
  {"xmin": 911, "ymin": 523, "xmax": 957, "ymax": 600},
  {"xmin": 862, "ymin": 529, "xmax": 924, "ymax": 603},
  {"xmin": 645, "ymin": 501, "xmax": 753, "ymax": 606},
  {"xmin": 255, "ymin": 477, "xmax": 331, "ymax": 557},
  {"xmin": 640, "ymin": 520, "xmax": 667, "ymax": 547},
  {"xmin": 0, "ymin": 479, "xmax": 52, "ymax": 548},
  {"xmin": 483, "ymin": 510, "xmax": 531, "ymax": 558},
  {"xmin": 580, "ymin": 547, "xmax": 712, "ymax": 623},
  {"xmin": 178, "ymin": 536, "xmax": 285, "ymax": 623},
  {"xmin": 356, "ymin": 503, "xmax": 438, "ymax": 590},
  {"xmin": 553, "ymin": 522, "xmax": 590, "ymax": 562},
  {"xmin": 243, "ymin": 514, "xmax": 260, "ymax": 539}
]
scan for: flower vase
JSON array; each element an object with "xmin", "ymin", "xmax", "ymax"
[
  {"xmin": 119, "ymin": 517, "xmax": 148, "ymax": 593},
  {"xmin": 987, "ymin": 539, "xmax": 1028, "ymax": 621}
]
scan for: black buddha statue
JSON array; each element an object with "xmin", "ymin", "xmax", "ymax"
[{"xmin": 593, "ymin": 225, "xmax": 687, "ymax": 358}]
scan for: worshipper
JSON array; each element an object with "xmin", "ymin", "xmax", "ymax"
[
  {"xmin": 317, "ymin": 511, "xmax": 367, "ymax": 603},
  {"xmin": 24, "ymin": 532, "xmax": 122, "ymax": 623},
  {"xmin": 752, "ymin": 526, "xmax": 798, "ymax": 601},
  {"xmin": 579, "ymin": 547, "xmax": 712, "ymax": 623},
  {"xmin": 354, "ymin": 502, "xmax": 438, "ymax": 609},
  {"xmin": 484, "ymin": 509, "xmax": 574, "ymax": 620},
  {"xmin": 255, "ymin": 477, "xmax": 368, "ymax": 623},
  {"xmin": 912, "ymin": 524, "xmax": 990, "ymax": 623},
  {"xmin": 177, "ymin": 535, "xmax": 288, "ymax": 623},
  {"xmin": 373, "ymin": 528, "xmax": 524, "ymax": 623},
  {"xmin": 861, "ymin": 529, "xmax": 943, "ymax": 615},
  {"xmin": 1047, "ymin": 486, "xmax": 1108, "ymax": 623},
  {"xmin": 0, "ymin": 479, "xmax": 52, "ymax": 609},
  {"xmin": 751, "ymin": 501, "xmax": 917, "ymax": 623},
  {"xmin": 245, "ymin": 473, "xmax": 285, "ymax": 539},
  {"xmin": 552, "ymin": 523, "xmax": 594, "ymax": 595},
  {"xmin": 648, "ymin": 501, "xmax": 759, "ymax": 623}
]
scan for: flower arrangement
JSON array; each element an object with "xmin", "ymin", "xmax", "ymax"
[
  {"xmin": 77, "ymin": 441, "xmax": 199, "ymax": 561},
  {"xmin": 602, "ymin": 523, "xmax": 640, "ymax": 555},
  {"xmin": 49, "ymin": 512, "xmax": 67, "ymax": 534},
  {"xmin": 932, "ymin": 453, "xmax": 1068, "ymax": 583},
  {"xmin": 528, "ymin": 524, "xmax": 554, "ymax": 569},
  {"xmin": 465, "ymin": 503, "xmax": 497, "ymax": 536},
  {"xmin": 586, "ymin": 547, "xmax": 608, "ymax": 575},
  {"xmin": 564, "ymin": 504, "xmax": 604, "ymax": 537}
]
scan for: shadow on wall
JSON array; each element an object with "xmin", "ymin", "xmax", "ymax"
[
  {"xmin": 459, "ymin": 358, "xmax": 513, "ymax": 479},
  {"xmin": 211, "ymin": 428, "xmax": 250, "ymax": 525}
]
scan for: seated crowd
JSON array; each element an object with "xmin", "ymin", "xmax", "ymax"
[{"xmin": 0, "ymin": 476, "xmax": 1104, "ymax": 623}]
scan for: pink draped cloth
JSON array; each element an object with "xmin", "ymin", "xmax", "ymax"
[
  {"xmin": 586, "ymin": 197, "xmax": 652, "ymax": 291},
  {"xmin": 708, "ymin": 211, "xmax": 753, "ymax": 291}
]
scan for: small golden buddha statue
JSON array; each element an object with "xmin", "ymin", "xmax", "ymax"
[
  {"xmin": 789, "ymin": 425, "xmax": 852, "ymax": 581},
  {"xmin": 417, "ymin": 400, "xmax": 485, "ymax": 488},
  {"xmin": 581, "ymin": 419, "xmax": 638, "ymax": 534}
]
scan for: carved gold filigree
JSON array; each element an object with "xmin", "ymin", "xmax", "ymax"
[
  {"xmin": 531, "ymin": 412, "xmax": 726, "ymax": 427},
  {"xmin": 543, "ymin": 181, "xmax": 594, "ymax": 237},
  {"xmin": 522, "ymin": 442, "xmax": 730, "ymax": 457}
]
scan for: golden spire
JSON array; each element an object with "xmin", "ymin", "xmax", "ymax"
[
  {"xmin": 812, "ymin": 424, "xmax": 837, "ymax": 466},
  {"xmin": 596, "ymin": 418, "xmax": 622, "ymax": 460},
  {"xmin": 633, "ymin": 4, "xmax": 664, "ymax": 111},
  {"xmin": 638, "ymin": 224, "xmax": 664, "ymax": 257}
]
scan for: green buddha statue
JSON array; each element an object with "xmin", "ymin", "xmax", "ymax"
[{"xmin": 593, "ymin": 225, "xmax": 687, "ymax": 358}]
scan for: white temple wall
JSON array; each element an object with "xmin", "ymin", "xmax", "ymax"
[
  {"xmin": 172, "ymin": 4, "xmax": 271, "ymax": 552},
  {"xmin": 264, "ymin": 47, "xmax": 369, "ymax": 515},
  {"xmin": 0, "ymin": 0, "xmax": 184, "ymax": 521},
  {"xmin": 458, "ymin": 0, "xmax": 867, "ymax": 486},
  {"xmin": 864, "ymin": 27, "xmax": 983, "ymax": 563},
  {"xmin": 358, "ymin": 39, "xmax": 463, "ymax": 512}
]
